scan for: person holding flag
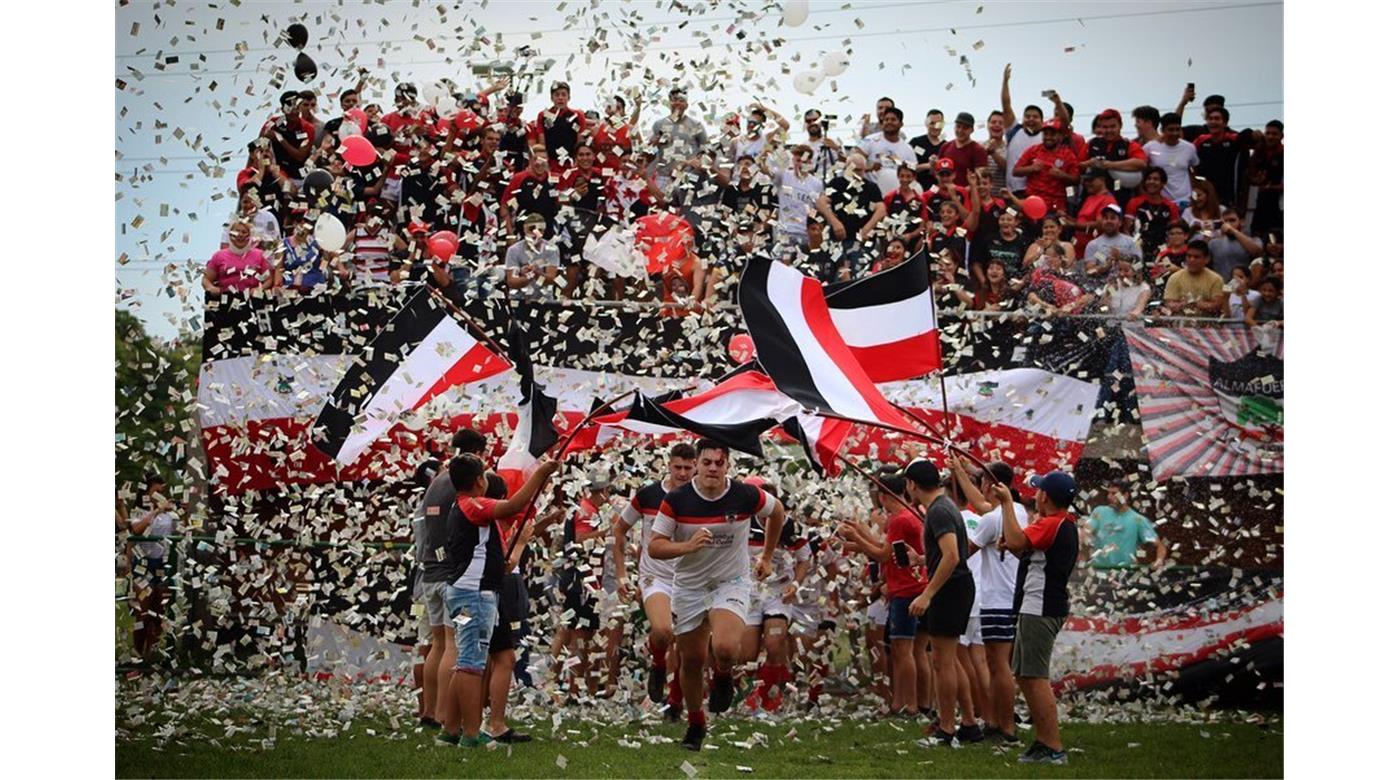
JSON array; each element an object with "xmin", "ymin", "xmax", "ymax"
[
  {"xmin": 613, "ymin": 442, "xmax": 698, "ymax": 719},
  {"xmin": 648, "ymin": 439, "xmax": 787, "ymax": 751}
]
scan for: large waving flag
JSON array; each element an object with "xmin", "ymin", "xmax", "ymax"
[
  {"xmin": 738, "ymin": 254, "xmax": 921, "ymax": 433},
  {"xmin": 822, "ymin": 251, "xmax": 940, "ymax": 382},
  {"xmin": 781, "ymin": 413, "xmax": 854, "ymax": 477},
  {"xmin": 496, "ymin": 321, "xmax": 562, "ymax": 496},
  {"xmin": 313, "ymin": 287, "xmax": 511, "ymax": 465}
]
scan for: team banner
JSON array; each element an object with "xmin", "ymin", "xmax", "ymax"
[{"xmin": 1124, "ymin": 326, "xmax": 1283, "ymax": 480}]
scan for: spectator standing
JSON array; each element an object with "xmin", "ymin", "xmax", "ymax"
[
  {"xmin": 1245, "ymin": 121, "xmax": 1285, "ymax": 237},
  {"xmin": 765, "ymin": 145, "xmax": 824, "ymax": 259},
  {"xmin": 1071, "ymin": 170, "xmax": 1118, "ymax": 256},
  {"xmin": 1082, "ymin": 109, "xmax": 1147, "ymax": 201},
  {"xmin": 592, "ymin": 94, "xmax": 640, "ymax": 174},
  {"xmin": 1143, "ymin": 113, "xmax": 1199, "ymax": 204},
  {"xmin": 496, "ymin": 91, "xmax": 532, "ymax": 173},
  {"xmin": 223, "ymin": 191, "xmax": 283, "ymax": 250},
  {"xmin": 128, "ymin": 474, "xmax": 179, "ymax": 664},
  {"xmin": 1012, "ymin": 119, "xmax": 1080, "ymax": 215},
  {"xmin": 531, "ymin": 81, "xmax": 590, "ymax": 171},
  {"xmin": 859, "ymin": 96, "xmax": 897, "ymax": 138},
  {"xmin": 1131, "ymin": 105, "xmax": 1161, "ymax": 146},
  {"xmin": 984, "ymin": 110, "xmax": 1009, "ymax": 191},
  {"xmin": 728, "ymin": 103, "xmax": 790, "ymax": 169},
  {"xmin": 981, "ymin": 209, "xmax": 1033, "ymax": 284},
  {"xmin": 1162, "ymin": 239, "xmax": 1227, "ymax": 317},
  {"xmin": 501, "ymin": 145, "xmax": 560, "ymax": 239},
  {"xmin": 349, "ymin": 200, "xmax": 401, "ymax": 285},
  {"xmin": 1123, "ymin": 167, "xmax": 1180, "ymax": 259},
  {"xmin": 1000, "ymin": 64, "xmax": 1045, "ymax": 195},
  {"xmin": 881, "ymin": 165, "xmax": 929, "ymax": 251},
  {"xmin": 1083, "ymin": 481, "xmax": 1165, "ymax": 572},
  {"xmin": 859, "ymin": 107, "xmax": 918, "ymax": 187},
  {"xmin": 237, "ymin": 143, "xmax": 293, "ymax": 222},
  {"xmin": 798, "ymin": 109, "xmax": 844, "ymax": 182},
  {"xmin": 1194, "ymin": 106, "xmax": 1251, "ymax": 207},
  {"xmin": 1181, "ymin": 179, "xmax": 1223, "ymax": 234},
  {"xmin": 503, "ymin": 215, "xmax": 563, "ymax": 301},
  {"xmin": 204, "ymin": 221, "xmax": 274, "ymax": 293},
  {"xmin": 816, "ymin": 152, "xmax": 887, "ymax": 275},
  {"xmin": 993, "ymin": 472, "xmax": 1080, "ymax": 766},
  {"xmin": 910, "ymin": 109, "xmax": 948, "ymax": 190},
  {"xmin": 941, "ymin": 112, "xmax": 989, "ymax": 187},
  {"xmin": 716, "ymin": 155, "xmax": 776, "ymax": 230},
  {"xmin": 651, "ymin": 88, "xmax": 709, "ymax": 193},
  {"xmin": 261, "ymin": 91, "xmax": 313, "ymax": 180}
]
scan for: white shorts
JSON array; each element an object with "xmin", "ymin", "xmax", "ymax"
[
  {"xmin": 744, "ymin": 583, "xmax": 793, "ymax": 627},
  {"xmin": 673, "ymin": 576, "xmax": 751, "ymax": 635},
  {"xmin": 959, "ymin": 614, "xmax": 983, "ymax": 646},
  {"xmin": 641, "ymin": 575, "xmax": 674, "ymax": 604},
  {"xmin": 865, "ymin": 598, "xmax": 889, "ymax": 627}
]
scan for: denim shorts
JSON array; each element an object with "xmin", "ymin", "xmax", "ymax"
[
  {"xmin": 445, "ymin": 586, "xmax": 498, "ymax": 673},
  {"xmin": 887, "ymin": 596, "xmax": 920, "ymax": 640}
]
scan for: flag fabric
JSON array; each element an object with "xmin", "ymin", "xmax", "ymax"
[
  {"xmin": 738, "ymin": 254, "xmax": 919, "ymax": 433},
  {"xmin": 822, "ymin": 251, "xmax": 941, "ymax": 382},
  {"xmin": 1124, "ymin": 326, "xmax": 1283, "ymax": 479},
  {"xmin": 781, "ymin": 413, "xmax": 854, "ymax": 477},
  {"xmin": 581, "ymin": 220, "xmax": 646, "ymax": 279},
  {"xmin": 313, "ymin": 287, "xmax": 511, "ymax": 466},
  {"xmin": 496, "ymin": 321, "xmax": 562, "ymax": 494}
]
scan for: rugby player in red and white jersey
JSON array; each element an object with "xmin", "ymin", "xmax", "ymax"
[
  {"xmin": 737, "ymin": 477, "xmax": 812, "ymax": 713},
  {"xmin": 648, "ymin": 439, "xmax": 786, "ymax": 751},
  {"xmin": 613, "ymin": 442, "xmax": 697, "ymax": 718}
]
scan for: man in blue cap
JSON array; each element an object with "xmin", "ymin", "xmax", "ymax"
[{"xmin": 990, "ymin": 470, "xmax": 1079, "ymax": 765}]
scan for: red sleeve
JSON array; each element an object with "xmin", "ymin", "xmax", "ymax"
[
  {"xmin": 1015, "ymin": 147, "xmax": 1037, "ymax": 169},
  {"xmin": 752, "ymin": 487, "xmax": 771, "ymax": 515},
  {"xmin": 1193, "ymin": 136, "xmax": 1208, "ymax": 149},
  {"xmin": 1127, "ymin": 141, "xmax": 1147, "ymax": 161},
  {"xmin": 456, "ymin": 495, "xmax": 500, "ymax": 527},
  {"xmin": 1166, "ymin": 200, "xmax": 1181, "ymax": 220},
  {"xmin": 1022, "ymin": 516, "xmax": 1063, "ymax": 551},
  {"xmin": 1070, "ymin": 133, "xmax": 1088, "ymax": 159},
  {"xmin": 236, "ymin": 168, "xmax": 256, "ymax": 191},
  {"xmin": 1125, "ymin": 195, "xmax": 1146, "ymax": 215},
  {"xmin": 882, "ymin": 191, "xmax": 897, "ymax": 208},
  {"xmin": 503, "ymin": 171, "xmax": 526, "ymax": 205}
]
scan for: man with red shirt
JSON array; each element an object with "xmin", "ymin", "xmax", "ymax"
[
  {"xmin": 592, "ymin": 95, "xmax": 639, "ymax": 174},
  {"xmin": 1012, "ymin": 120, "xmax": 1080, "ymax": 214},
  {"xmin": 943, "ymin": 112, "xmax": 989, "ymax": 187},
  {"xmin": 1083, "ymin": 109, "xmax": 1148, "ymax": 203},
  {"xmin": 531, "ymin": 81, "xmax": 590, "ymax": 171},
  {"xmin": 994, "ymin": 471, "xmax": 1079, "ymax": 766},
  {"xmin": 837, "ymin": 467, "xmax": 931, "ymax": 718}
]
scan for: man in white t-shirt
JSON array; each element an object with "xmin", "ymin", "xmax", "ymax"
[
  {"xmin": 858, "ymin": 107, "xmax": 917, "ymax": 187},
  {"xmin": 1143, "ymin": 113, "xmax": 1200, "ymax": 204},
  {"xmin": 648, "ymin": 439, "xmax": 786, "ymax": 751},
  {"xmin": 1000, "ymin": 63, "xmax": 1045, "ymax": 195},
  {"xmin": 949, "ymin": 456, "xmax": 1028, "ymax": 744},
  {"xmin": 765, "ymin": 145, "xmax": 825, "ymax": 261}
]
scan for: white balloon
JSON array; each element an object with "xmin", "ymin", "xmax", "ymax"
[
  {"xmin": 821, "ymin": 51, "xmax": 850, "ymax": 77},
  {"xmin": 421, "ymin": 82, "xmax": 443, "ymax": 105},
  {"xmin": 313, "ymin": 213, "xmax": 347, "ymax": 250},
  {"xmin": 435, "ymin": 95, "xmax": 458, "ymax": 117},
  {"xmin": 339, "ymin": 118, "xmax": 362, "ymax": 137},
  {"xmin": 875, "ymin": 167, "xmax": 899, "ymax": 194},
  {"xmin": 793, "ymin": 69, "xmax": 823, "ymax": 96},
  {"xmin": 782, "ymin": 0, "xmax": 810, "ymax": 27}
]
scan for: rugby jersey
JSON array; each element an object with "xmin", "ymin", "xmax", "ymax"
[
  {"xmin": 1012, "ymin": 511, "xmax": 1079, "ymax": 618},
  {"xmin": 449, "ymin": 495, "xmax": 505, "ymax": 592},
  {"xmin": 747, "ymin": 514, "xmax": 810, "ymax": 584},
  {"xmin": 619, "ymin": 481, "xmax": 675, "ymax": 582},
  {"xmin": 652, "ymin": 478, "xmax": 776, "ymax": 590}
]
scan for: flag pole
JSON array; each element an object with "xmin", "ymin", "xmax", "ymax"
[
  {"xmin": 500, "ymin": 388, "xmax": 638, "ymax": 564},
  {"xmin": 833, "ymin": 452, "xmax": 925, "ymax": 520}
]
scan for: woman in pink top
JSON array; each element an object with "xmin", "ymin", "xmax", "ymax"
[{"xmin": 204, "ymin": 221, "xmax": 274, "ymax": 293}]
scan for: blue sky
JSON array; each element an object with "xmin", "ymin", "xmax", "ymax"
[{"xmin": 115, "ymin": 0, "xmax": 1283, "ymax": 338}]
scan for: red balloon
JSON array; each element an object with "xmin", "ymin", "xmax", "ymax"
[
  {"xmin": 634, "ymin": 212, "xmax": 694, "ymax": 276},
  {"xmin": 338, "ymin": 134, "xmax": 378, "ymax": 167},
  {"xmin": 1021, "ymin": 195, "xmax": 1048, "ymax": 221},
  {"xmin": 728, "ymin": 333, "xmax": 755, "ymax": 364},
  {"xmin": 345, "ymin": 107, "xmax": 368, "ymax": 132},
  {"xmin": 426, "ymin": 231, "xmax": 459, "ymax": 262}
]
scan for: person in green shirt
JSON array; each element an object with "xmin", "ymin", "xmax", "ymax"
[{"xmin": 1082, "ymin": 480, "xmax": 1166, "ymax": 570}]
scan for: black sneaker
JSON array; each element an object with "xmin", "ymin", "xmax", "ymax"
[
  {"xmin": 434, "ymin": 731, "xmax": 460, "ymax": 747},
  {"xmin": 419, "ymin": 716, "xmax": 441, "ymax": 729},
  {"xmin": 1019, "ymin": 741, "xmax": 1067, "ymax": 765},
  {"xmin": 956, "ymin": 723, "xmax": 984, "ymax": 743},
  {"xmin": 999, "ymin": 729, "xmax": 1022, "ymax": 747},
  {"xmin": 931, "ymin": 728, "xmax": 957, "ymax": 746},
  {"xmin": 663, "ymin": 703, "xmax": 683, "ymax": 723},
  {"xmin": 1019, "ymin": 741, "xmax": 1048, "ymax": 762},
  {"xmin": 681, "ymin": 722, "xmax": 706, "ymax": 751},
  {"xmin": 647, "ymin": 667, "xmax": 667, "ymax": 703},
  {"xmin": 488, "ymin": 728, "xmax": 533, "ymax": 744},
  {"xmin": 708, "ymin": 674, "xmax": 734, "ymax": 714}
]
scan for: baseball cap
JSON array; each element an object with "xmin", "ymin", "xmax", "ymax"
[
  {"xmin": 935, "ymin": 157, "xmax": 956, "ymax": 173},
  {"xmin": 1099, "ymin": 203, "xmax": 1124, "ymax": 215},
  {"xmin": 903, "ymin": 458, "xmax": 942, "ymax": 490},
  {"xmin": 1029, "ymin": 470, "xmax": 1078, "ymax": 508},
  {"xmin": 1096, "ymin": 108, "xmax": 1122, "ymax": 123},
  {"xmin": 407, "ymin": 220, "xmax": 430, "ymax": 235},
  {"xmin": 955, "ymin": 111, "xmax": 976, "ymax": 126},
  {"xmin": 1042, "ymin": 118, "xmax": 1065, "ymax": 131}
]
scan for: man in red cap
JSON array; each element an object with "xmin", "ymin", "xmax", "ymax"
[
  {"xmin": 1083, "ymin": 109, "xmax": 1148, "ymax": 205},
  {"xmin": 1012, "ymin": 120, "xmax": 1080, "ymax": 214}
]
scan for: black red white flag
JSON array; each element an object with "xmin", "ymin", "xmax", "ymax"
[
  {"xmin": 496, "ymin": 321, "xmax": 561, "ymax": 493},
  {"xmin": 822, "ymin": 250, "xmax": 941, "ymax": 382},
  {"xmin": 313, "ymin": 287, "xmax": 511, "ymax": 465},
  {"xmin": 738, "ymin": 254, "xmax": 921, "ymax": 433}
]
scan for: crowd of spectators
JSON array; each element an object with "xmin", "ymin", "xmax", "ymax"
[{"xmin": 206, "ymin": 64, "xmax": 1283, "ymax": 324}]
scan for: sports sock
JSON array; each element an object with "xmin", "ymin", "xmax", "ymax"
[
  {"xmin": 648, "ymin": 639, "xmax": 668, "ymax": 670},
  {"xmin": 687, "ymin": 709, "xmax": 706, "ymax": 727},
  {"xmin": 667, "ymin": 673, "xmax": 683, "ymax": 707}
]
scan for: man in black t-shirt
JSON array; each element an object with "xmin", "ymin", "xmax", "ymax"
[
  {"xmin": 717, "ymin": 155, "xmax": 776, "ymax": 227},
  {"xmin": 981, "ymin": 209, "xmax": 1033, "ymax": 282},
  {"xmin": 905, "ymin": 459, "xmax": 978, "ymax": 746},
  {"xmin": 816, "ymin": 153, "xmax": 888, "ymax": 277},
  {"xmin": 261, "ymin": 91, "xmax": 312, "ymax": 179},
  {"xmin": 994, "ymin": 470, "xmax": 1080, "ymax": 765}
]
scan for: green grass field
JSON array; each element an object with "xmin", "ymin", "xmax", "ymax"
[{"xmin": 117, "ymin": 713, "xmax": 1282, "ymax": 778}]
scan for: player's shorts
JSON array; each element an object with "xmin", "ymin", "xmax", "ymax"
[
  {"xmin": 672, "ymin": 575, "xmax": 751, "ymax": 635},
  {"xmin": 979, "ymin": 608, "xmax": 1018, "ymax": 644},
  {"xmin": 918, "ymin": 576, "xmax": 974, "ymax": 638},
  {"xmin": 562, "ymin": 583, "xmax": 601, "ymax": 632},
  {"xmin": 421, "ymin": 580, "xmax": 450, "ymax": 628},
  {"xmin": 489, "ymin": 573, "xmax": 529, "ymax": 654},
  {"xmin": 744, "ymin": 582, "xmax": 793, "ymax": 627},
  {"xmin": 958, "ymin": 614, "xmax": 983, "ymax": 647},
  {"xmin": 865, "ymin": 598, "xmax": 889, "ymax": 628},
  {"xmin": 789, "ymin": 600, "xmax": 824, "ymax": 635},
  {"xmin": 640, "ymin": 574, "xmax": 674, "ymax": 603}
]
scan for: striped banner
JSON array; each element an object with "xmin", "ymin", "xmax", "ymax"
[{"xmin": 1124, "ymin": 325, "xmax": 1283, "ymax": 479}]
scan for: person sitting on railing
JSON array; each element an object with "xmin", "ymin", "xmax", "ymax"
[
  {"xmin": 1244, "ymin": 275, "xmax": 1282, "ymax": 326},
  {"xmin": 1161, "ymin": 239, "xmax": 1226, "ymax": 317},
  {"xmin": 204, "ymin": 221, "xmax": 275, "ymax": 294}
]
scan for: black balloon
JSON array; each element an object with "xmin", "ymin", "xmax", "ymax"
[
  {"xmin": 294, "ymin": 52, "xmax": 317, "ymax": 83},
  {"xmin": 302, "ymin": 169, "xmax": 333, "ymax": 198},
  {"xmin": 286, "ymin": 23, "xmax": 309, "ymax": 50}
]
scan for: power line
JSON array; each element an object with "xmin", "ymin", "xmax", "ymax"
[{"xmin": 118, "ymin": 2, "xmax": 1282, "ymax": 80}]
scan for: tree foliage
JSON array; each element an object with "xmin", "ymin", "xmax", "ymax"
[{"xmin": 115, "ymin": 309, "xmax": 202, "ymax": 503}]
